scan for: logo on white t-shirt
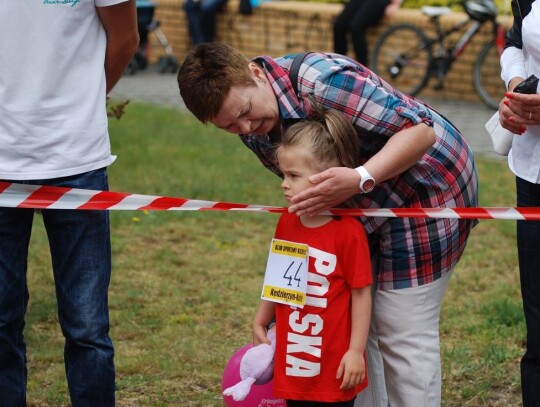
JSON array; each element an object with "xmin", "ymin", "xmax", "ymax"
[{"xmin": 43, "ymin": 0, "xmax": 81, "ymax": 7}]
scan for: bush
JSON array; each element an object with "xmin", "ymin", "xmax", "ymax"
[{"xmin": 402, "ymin": 0, "xmax": 509, "ymax": 14}]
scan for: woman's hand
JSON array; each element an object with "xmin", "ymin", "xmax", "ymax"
[
  {"xmin": 288, "ymin": 167, "xmax": 360, "ymax": 216},
  {"xmin": 501, "ymin": 92, "xmax": 540, "ymax": 133},
  {"xmin": 288, "ymin": 123, "xmax": 435, "ymax": 216},
  {"xmin": 500, "ymin": 76, "xmax": 540, "ymax": 134}
]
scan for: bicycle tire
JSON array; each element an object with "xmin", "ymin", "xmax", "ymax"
[
  {"xmin": 371, "ymin": 23, "xmax": 432, "ymax": 96},
  {"xmin": 473, "ymin": 39, "xmax": 506, "ymax": 110}
]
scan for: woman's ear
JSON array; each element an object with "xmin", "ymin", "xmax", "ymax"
[{"xmin": 248, "ymin": 62, "xmax": 266, "ymax": 81}]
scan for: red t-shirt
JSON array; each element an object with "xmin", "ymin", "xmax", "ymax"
[{"xmin": 271, "ymin": 213, "xmax": 372, "ymax": 402}]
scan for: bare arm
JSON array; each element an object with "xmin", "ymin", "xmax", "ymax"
[
  {"xmin": 253, "ymin": 300, "xmax": 276, "ymax": 346},
  {"xmin": 97, "ymin": 0, "xmax": 139, "ymax": 94},
  {"xmin": 336, "ymin": 286, "xmax": 372, "ymax": 390},
  {"xmin": 288, "ymin": 123, "xmax": 436, "ymax": 216}
]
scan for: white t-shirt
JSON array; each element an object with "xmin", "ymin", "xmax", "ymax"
[
  {"xmin": 0, "ymin": 0, "xmax": 128, "ymax": 180},
  {"xmin": 501, "ymin": 1, "xmax": 540, "ymax": 184}
]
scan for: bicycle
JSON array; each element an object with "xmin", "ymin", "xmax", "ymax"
[{"xmin": 370, "ymin": 0, "xmax": 506, "ymax": 110}]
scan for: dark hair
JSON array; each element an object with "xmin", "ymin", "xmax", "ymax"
[{"xmin": 178, "ymin": 43, "xmax": 257, "ymax": 123}]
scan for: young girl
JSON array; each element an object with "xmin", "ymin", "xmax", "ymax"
[{"xmin": 252, "ymin": 101, "xmax": 373, "ymax": 406}]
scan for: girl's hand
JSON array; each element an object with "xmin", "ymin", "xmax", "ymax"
[
  {"xmin": 253, "ymin": 301, "xmax": 275, "ymax": 345},
  {"xmin": 336, "ymin": 349, "xmax": 365, "ymax": 390},
  {"xmin": 288, "ymin": 167, "xmax": 359, "ymax": 216},
  {"xmin": 253, "ymin": 323, "xmax": 271, "ymax": 346}
]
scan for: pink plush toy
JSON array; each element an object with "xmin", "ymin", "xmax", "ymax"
[{"xmin": 222, "ymin": 329, "xmax": 276, "ymax": 401}]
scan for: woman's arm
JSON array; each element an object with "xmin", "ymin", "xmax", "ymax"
[
  {"xmin": 500, "ymin": 0, "xmax": 526, "ymax": 87},
  {"xmin": 336, "ymin": 286, "xmax": 372, "ymax": 390},
  {"xmin": 288, "ymin": 122, "xmax": 435, "ymax": 216},
  {"xmin": 499, "ymin": 0, "xmax": 535, "ymax": 133}
]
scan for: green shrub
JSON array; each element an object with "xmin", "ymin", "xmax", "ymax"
[{"xmin": 402, "ymin": 0, "xmax": 510, "ymax": 14}]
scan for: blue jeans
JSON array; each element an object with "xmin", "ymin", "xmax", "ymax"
[
  {"xmin": 0, "ymin": 169, "xmax": 114, "ymax": 407},
  {"xmin": 183, "ymin": 0, "xmax": 228, "ymax": 44},
  {"xmin": 516, "ymin": 176, "xmax": 540, "ymax": 407}
]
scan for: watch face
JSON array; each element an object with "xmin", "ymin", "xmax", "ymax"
[
  {"xmin": 356, "ymin": 166, "xmax": 375, "ymax": 193},
  {"xmin": 362, "ymin": 179, "xmax": 375, "ymax": 192}
]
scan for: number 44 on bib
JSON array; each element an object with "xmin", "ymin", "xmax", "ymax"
[{"xmin": 261, "ymin": 239, "xmax": 308, "ymax": 308}]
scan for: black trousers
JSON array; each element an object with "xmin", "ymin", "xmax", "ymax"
[
  {"xmin": 516, "ymin": 176, "xmax": 540, "ymax": 407},
  {"xmin": 333, "ymin": 0, "xmax": 390, "ymax": 66}
]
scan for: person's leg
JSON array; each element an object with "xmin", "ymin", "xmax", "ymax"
[
  {"xmin": 372, "ymin": 271, "xmax": 452, "ymax": 407},
  {"xmin": 199, "ymin": 0, "xmax": 228, "ymax": 42},
  {"xmin": 0, "ymin": 204, "xmax": 34, "ymax": 406},
  {"xmin": 136, "ymin": 7, "xmax": 154, "ymax": 47},
  {"xmin": 136, "ymin": 6, "xmax": 155, "ymax": 67},
  {"xmin": 348, "ymin": 0, "xmax": 390, "ymax": 66},
  {"xmin": 41, "ymin": 169, "xmax": 115, "ymax": 407},
  {"xmin": 333, "ymin": 0, "xmax": 364, "ymax": 56},
  {"xmin": 183, "ymin": 0, "xmax": 204, "ymax": 45},
  {"xmin": 516, "ymin": 176, "xmax": 540, "ymax": 407}
]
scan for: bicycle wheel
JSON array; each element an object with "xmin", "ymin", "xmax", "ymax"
[
  {"xmin": 473, "ymin": 39, "xmax": 506, "ymax": 110},
  {"xmin": 371, "ymin": 24, "xmax": 432, "ymax": 96}
]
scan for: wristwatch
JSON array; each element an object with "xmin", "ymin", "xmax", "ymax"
[{"xmin": 355, "ymin": 166, "xmax": 375, "ymax": 193}]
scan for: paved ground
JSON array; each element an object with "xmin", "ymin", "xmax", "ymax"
[{"xmin": 110, "ymin": 67, "xmax": 502, "ymax": 160}]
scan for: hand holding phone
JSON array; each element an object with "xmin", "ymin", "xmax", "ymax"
[{"xmin": 513, "ymin": 74, "xmax": 539, "ymax": 95}]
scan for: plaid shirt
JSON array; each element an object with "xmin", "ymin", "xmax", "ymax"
[{"xmin": 240, "ymin": 52, "xmax": 478, "ymax": 290}]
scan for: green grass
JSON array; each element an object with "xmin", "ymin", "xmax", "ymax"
[{"xmin": 23, "ymin": 101, "xmax": 523, "ymax": 406}]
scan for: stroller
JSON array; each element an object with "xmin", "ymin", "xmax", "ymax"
[{"xmin": 126, "ymin": 0, "xmax": 180, "ymax": 75}]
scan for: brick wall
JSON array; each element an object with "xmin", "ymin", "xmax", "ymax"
[{"xmin": 149, "ymin": 0, "xmax": 512, "ymax": 103}]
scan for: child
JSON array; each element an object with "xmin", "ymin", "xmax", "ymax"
[{"xmin": 252, "ymin": 100, "xmax": 373, "ymax": 406}]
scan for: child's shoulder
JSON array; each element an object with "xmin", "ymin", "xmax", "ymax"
[
  {"xmin": 332, "ymin": 216, "xmax": 368, "ymax": 240},
  {"xmin": 333, "ymin": 216, "xmax": 365, "ymax": 230}
]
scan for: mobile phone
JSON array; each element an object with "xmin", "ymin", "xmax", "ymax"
[{"xmin": 513, "ymin": 74, "xmax": 539, "ymax": 94}]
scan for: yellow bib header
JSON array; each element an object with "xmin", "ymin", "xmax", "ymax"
[{"xmin": 271, "ymin": 239, "xmax": 308, "ymax": 258}]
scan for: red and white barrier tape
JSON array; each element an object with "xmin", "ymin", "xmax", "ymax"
[{"xmin": 1, "ymin": 181, "xmax": 539, "ymax": 220}]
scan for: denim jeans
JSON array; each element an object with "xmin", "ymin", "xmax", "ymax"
[
  {"xmin": 0, "ymin": 168, "xmax": 114, "ymax": 407},
  {"xmin": 183, "ymin": 0, "xmax": 228, "ymax": 44},
  {"xmin": 516, "ymin": 176, "xmax": 540, "ymax": 407}
]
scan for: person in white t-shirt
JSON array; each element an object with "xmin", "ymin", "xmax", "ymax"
[
  {"xmin": 0, "ymin": 1, "xmax": 138, "ymax": 405},
  {"xmin": 498, "ymin": 1, "xmax": 540, "ymax": 405}
]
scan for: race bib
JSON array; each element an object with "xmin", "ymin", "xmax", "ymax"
[{"xmin": 261, "ymin": 239, "xmax": 308, "ymax": 308}]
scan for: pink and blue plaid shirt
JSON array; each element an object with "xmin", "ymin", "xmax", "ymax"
[{"xmin": 240, "ymin": 52, "xmax": 478, "ymax": 290}]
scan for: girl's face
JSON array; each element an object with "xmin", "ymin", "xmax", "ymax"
[
  {"xmin": 210, "ymin": 63, "xmax": 280, "ymax": 136},
  {"xmin": 278, "ymin": 146, "xmax": 321, "ymax": 203}
]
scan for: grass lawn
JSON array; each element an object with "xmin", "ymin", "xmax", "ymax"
[{"xmin": 23, "ymin": 102, "xmax": 523, "ymax": 406}]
